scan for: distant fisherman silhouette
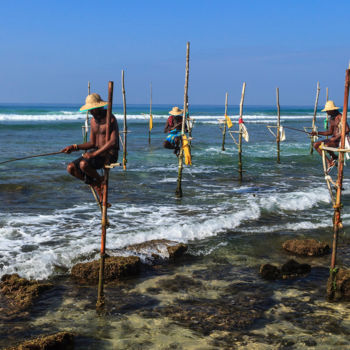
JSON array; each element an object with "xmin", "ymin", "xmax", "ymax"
[
  {"xmin": 163, "ymin": 106, "xmax": 186, "ymax": 156},
  {"xmin": 61, "ymin": 93, "xmax": 119, "ymax": 202},
  {"xmin": 311, "ymin": 100, "xmax": 349, "ymax": 173}
]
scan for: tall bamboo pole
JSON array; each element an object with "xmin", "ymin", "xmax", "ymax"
[
  {"xmin": 329, "ymin": 68, "xmax": 350, "ymax": 298},
  {"xmin": 326, "ymin": 87, "xmax": 329, "ymax": 138},
  {"xmin": 238, "ymin": 82, "xmax": 246, "ymax": 182},
  {"xmin": 310, "ymin": 81, "xmax": 320, "ymax": 154},
  {"xmin": 175, "ymin": 42, "xmax": 190, "ymax": 198},
  {"xmin": 122, "ymin": 70, "xmax": 127, "ymax": 171},
  {"xmin": 83, "ymin": 81, "xmax": 91, "ymax": 142},
  {"xmin": 96, "ymin": 81, "xmax": 113, "ymax": 309},
  {"xmin": 222, "ymin": 93, "xmax": 228, "ymax": 151},
  {"xmin": 276, "ymin": 88, "xmax": 281, "ymax": 163},
  {"xmin": 149, "ymin": 83, "xmax": 152, "ymax": 144}
]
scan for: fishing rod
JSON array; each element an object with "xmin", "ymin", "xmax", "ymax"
[
  {"xmin": 283, "ymin": 125, "xmax": 313, "ymax": 135},
  {"xmin": 0, "ymin": 151, "xmax": 63, "ymax": 165}
]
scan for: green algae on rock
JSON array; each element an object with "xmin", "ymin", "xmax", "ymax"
[
  {"xmin": 282, "ymin": 238, "xmax": 330, "ymax": 256},
  {"xmin": 71, "ymin": 256, "xmax": 141, "ymax": 284},
  {"xmin": 5, "ymin": 331, "xmax": 74, "ymax": 350},
  {"xmin": 327, "ymin": 268, "xmax": 350, "ymax": 301},
  {"xmin": 0, "ymin": 273, "xmax": 53, "ymax": 312}
]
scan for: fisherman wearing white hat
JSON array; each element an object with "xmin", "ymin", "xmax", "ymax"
[
  {"xmin": 61, "ymin": 93, "xmax": 119, "ymax": 201},
  {"xmin": 163, "ymin": 106, "xmax": 186, "ymax": 156},
  {"xmin": 311, "ymin": 100, "xmax": 349, "ymax": 173}
]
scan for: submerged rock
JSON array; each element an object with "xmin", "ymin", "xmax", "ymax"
[
  {"xmin": 0, "ymin": 273, "xmax": 53, "ymax": 312},
  {"xmin": 71, "ymin": 256, "xmax": 141, "ymax": 284},
  {"xmin": 282, "ymin": 239, "xmax": 330, "ymax": 256},
  {"xmin": 327, "ymin": 268, "xmax": 350, "ymax": 301},
  {"xmin": 260, "ymin": 259, "xmax": 311, "ymax": 280},
  {"xmin": 126, "ymin": 239, "xmax": 188, "ymax": 264},
  {"xmin": 5, "ymin": 331, "xmax": 74, "ymax": 350}
]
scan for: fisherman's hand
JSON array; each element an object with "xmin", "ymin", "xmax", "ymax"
[
  {"xmin": 82, "ymin": 152, "xmax": 95, "ymax": 159},
  {"xmin": 61, "ymin": 145, "xmax": 76, "ymax": 154},
  {"xmin": 310, "ymin": 131, "xmax": 318, "ymax": 136}
]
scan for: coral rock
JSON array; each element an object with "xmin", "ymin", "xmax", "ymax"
[{"xmin": 282, "ymin": 239, "xmax": 330, "ymax": 256}]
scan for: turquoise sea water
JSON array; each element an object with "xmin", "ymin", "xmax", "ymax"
[{"xmin": 0, "ymin": 104, "xmax": 349, "ymax": 349}]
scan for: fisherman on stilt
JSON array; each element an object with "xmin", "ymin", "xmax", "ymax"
[
  {"xmin": 163, "ymin": 106, "xmax": 187, "ymax": 156},
  {"xmin": 311, "ymin": 100, "xmax": 349, "ymax": 173},
  {"xmin": 61, "ymin": 93, "xmax": 119, "ymax": 202}
]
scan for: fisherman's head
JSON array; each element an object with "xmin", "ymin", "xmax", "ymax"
[
  {"xmin": 168, "ymin": 106, "xmax": 183, "ymax": 116},
  {"xmin": 79, "ymin": 93, "xmax": 108, "ymax": 118},
  {"xmin": 322, "ymin": 100, "xmax": 340, "ymax": 117}
]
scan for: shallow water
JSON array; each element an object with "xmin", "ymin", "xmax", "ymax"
[{"xmin": 0, "ymin": 104, "xmax": 349, "ymax": 348}]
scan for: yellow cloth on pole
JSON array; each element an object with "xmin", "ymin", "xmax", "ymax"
[
  {"xmin": 149, "ymin": 114, "xmax": 153, "ymax": 131},
  {"xmin": 225, "ymin": 114, "xmax": 233, "ymax": 128},
  {"xmin": 182, "ymin": 134, "xmax": 192, "ymax": 166}
]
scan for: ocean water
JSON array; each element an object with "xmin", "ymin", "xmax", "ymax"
[{"xmin": 0, "ymin": 104, "xmax": 350, "ymax": 349}]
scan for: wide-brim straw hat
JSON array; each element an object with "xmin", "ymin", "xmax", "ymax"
[
  {"xmin": 322, "ymin": 100, "xmax": 340, "ymax": 112},
  {"xmin": 169, "ymin": 106, "xmax": 183, "ymax": 116},
  {"xmin": 80, "ymin": 93, "xmax": 108, "ymax": 112}
]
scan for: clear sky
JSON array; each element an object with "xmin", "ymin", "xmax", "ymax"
[{"xmin": 1, "ymin": 0, "xmax": 349, "ymax": 106}]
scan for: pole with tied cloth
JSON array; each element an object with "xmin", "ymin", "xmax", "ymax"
[
  {"xmin": 122, "ymin": 70, "xmax": 127, "ymax": 171},
  {"xmin": 310, "ymin": 81, "xmax": 320, "ymax": 154},
  {"xmin": 328, "ymin": 67, "xmax": 350, "ymax": 300},
  {"xmin": 276, "ymin": 88, "xmax": 281, "ymax": 163},
  {"xmin": 238, "ymin": 82, "xmax": 246, "ymax": 182},
  {"xmin": 96, "ymin": 81, "xmax": 113, "ymax": 309},
  {"xmin": 83, "ymin": 81, "xmax": 91, "ymax": 142},
  {"xmin": 222, "ymin": 93, "xmax": 228, "ymax": 151},
  {"xmin": 325, "ymin": 87, "xmax": 329, "ymax": 138},
  {"xmin": 175, "ymin": 42, "xmax": 190, "ymax": 198},
  {"xmin": 149, "ymin": 83, "xmax": 153, "ymax": 144}
]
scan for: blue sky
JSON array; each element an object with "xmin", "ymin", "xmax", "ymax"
[{"xmin": 1, "ymin": 0, "xmax": 349, "ymax": 105}]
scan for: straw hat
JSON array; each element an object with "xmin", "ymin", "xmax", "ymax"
[
  {"xmin": 169, "ymin": 106, "xmax": 183, "ymax": 116},
  {"xmin": 80, "ymin": 93, "xmax": 108, "ymax": 112},
  {"xmin": 322, "ymin": 100, "xmax": 340, "ymax": 112}
]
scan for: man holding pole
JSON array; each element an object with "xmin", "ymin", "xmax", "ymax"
[
  {"xmin": 311, "ymin": 100, "xmax": 349, "ymax": 173},
  {"xmin": 61, "ymin": 93, "xmax": 119, "ymax": 202}
]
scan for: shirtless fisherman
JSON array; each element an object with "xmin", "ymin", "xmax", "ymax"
[
  {"xmin": 311, "ymin": 100, "xmax": 349, "ymax": 173},
  {"xmin": 61, "ymin": 93, "xmax": 119, "ymax": 201}
]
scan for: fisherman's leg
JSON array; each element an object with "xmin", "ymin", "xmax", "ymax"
[
  {"xmin": 163, "ymin": 140, "xmax": 175, "ymax": 149},
  {"xmin": 313, "ymin": 140, "xmax": 323, "ymax": 156},
  {"xmin": 79, "ymin": 160, "xmax": 104, "ymax": 201},
  {"xmin": 67, "ymin": 162, "xmax": 84, "ymax": 181},
  {"xmin": 174, "ymin": 137, "xmax": 181, "ymax": 156}
]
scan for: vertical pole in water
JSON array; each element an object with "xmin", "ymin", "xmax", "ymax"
[
  {"xmin": 149, "ymin": 83, "xmax": 152, "ymax": 145},
  {"xmin": 122, "ymin": 70, "xmax": 127, "ymax": 171},
  {"xmin": 238, "ymin": 82, "xmax": 246, "ymax": 182},
  {"xmin": 310, "ymin": 81, "xmax": 320, "ymax": 154},
  {"xmin": 96, "ymin": 81, "xmax": 113, "ymax": 309},
  {"xmin": 326, "ymin": 87, "xmax": 329, "ymax": 139},
  {"xmin": 83, "ymin": 81, "xmax": 91, "ymax": 142},
  {"xmin": 175, "ymin": 42, "xmax": 190, "ymax": 198},
  {"xmin": 276, "ymin": 87, "xmax": 281, "ymax": 163},
  {"xmin": 329, "ymin": 67, "xmax": 350, "ymax": 298},
  {"xmin": 222, "ymin": 93, "xmax": 228, "ymax": 151}
]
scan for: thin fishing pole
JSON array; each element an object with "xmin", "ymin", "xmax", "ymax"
[{"xmin": 0, "ymin": 151, "xmax": 63, "ymax": 165}]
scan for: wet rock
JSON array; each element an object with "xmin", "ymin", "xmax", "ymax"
[
  {"xmin": 5, "ymin": 331, "xmax": 74, "ymax": 350},
  {"xmin": 260, "ymin": 260, "xmax": 311, "ymax": 280},
  {"xmin": 126, "ymin": 239, "xmax": 187, "ymax": 264},
  {"xmin": 71, "ymin": 256, "xmax": 141, "ymax": 284},
  {"xmin": 327, "ymin": 268, "xmax": 350, "ymax": 301},
  {"xmin": 0, "ymin": 274, "xmax": 53, "ymax": 312},
  {"xmin": 157, "ymin": 274, "xmax": 203, "ymax": 293},
  {"xmin": 282, "ymin": 239, "xmax": 330, "ymax": 256}
]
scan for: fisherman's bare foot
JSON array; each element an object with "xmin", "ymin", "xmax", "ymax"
[{"xmin": 326, "ymin": 159, "xmax": 336, "ymax": 174}]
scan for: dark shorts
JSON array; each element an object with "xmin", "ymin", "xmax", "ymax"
[{"xmin": 72, "ymin": 152, "xmax": 118, "ymax": 185}]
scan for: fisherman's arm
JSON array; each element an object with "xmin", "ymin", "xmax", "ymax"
[
  {"xmin": 86, "ymin": 131, "xmax": 117, "ymax": 158},
  {"xmin": 311, "ymin": 123, "xmax": 335, "ymax": 137}
]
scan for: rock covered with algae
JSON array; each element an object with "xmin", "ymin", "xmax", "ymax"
[
  {"xmin": 126, "ymin": 239, "xmax": 188, "ymax": 264},
  {"xmin": 0, "ymin": 273, "xmax": 53, "ymax": 312},
  {"xmin": 5, "ymin": 331, "xmax": 74, "ymax": 350},
  {"xmin": 282, "ymin": 238, "xmax": 330, "ymax": 256},
  {"xmin": 71, "ymin": 256, "xmax": 141, "ymax": 284},
  {"xmin": 327, "ymin": 268, "xmax": 350, "ymax": 301},
  {"xmin": 260, "ymin": 259, "xmax": 311, "ymax": 280}
]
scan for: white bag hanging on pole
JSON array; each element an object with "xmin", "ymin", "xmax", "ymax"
[
  {"xmin": 241, "ymin": 123, "xmax": 249, "ymax": 142},
  {"xmin": 279, "ymin": 126, "xmax": 286, "ymax": 141}
]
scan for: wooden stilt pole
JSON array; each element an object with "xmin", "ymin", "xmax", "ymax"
[
  {"xmin": 149, "ymin": 83, "xmax": 152, "ymax": 145},
  {"xmin": 310, "ymin": 81, "xmax": 320, "ymax": 154},
  {"xmin": 175, "ymin": 42, "xmax": 190, "ymax": 198},
  {"xmin": 326, "ymin": 87, "xmax": 329, "ymax": 139},
  {"xmin": 83, "ymin": 81, "xmax": 91, "ymax": 142},
  {"xmin": 329, "ymin": 68, "xmax": 350, "ymax": 298},
  {"xmin": 122, "ymin": 70, "xmax": 127, "ymax": 171},
  {"xmin": 238, "ymin": 82, "xmax": 246, "ymax": 182},
  {"xmin": 96, "ymin": 81, "xmax": 113, "ymax": 309},
  {"xmin": 276, "ymin": 88, "xmax": 281, "ymax": 163},
  {"xmin": 222, "ymin": 93, "xmax": 228, "ymax": 151}
]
